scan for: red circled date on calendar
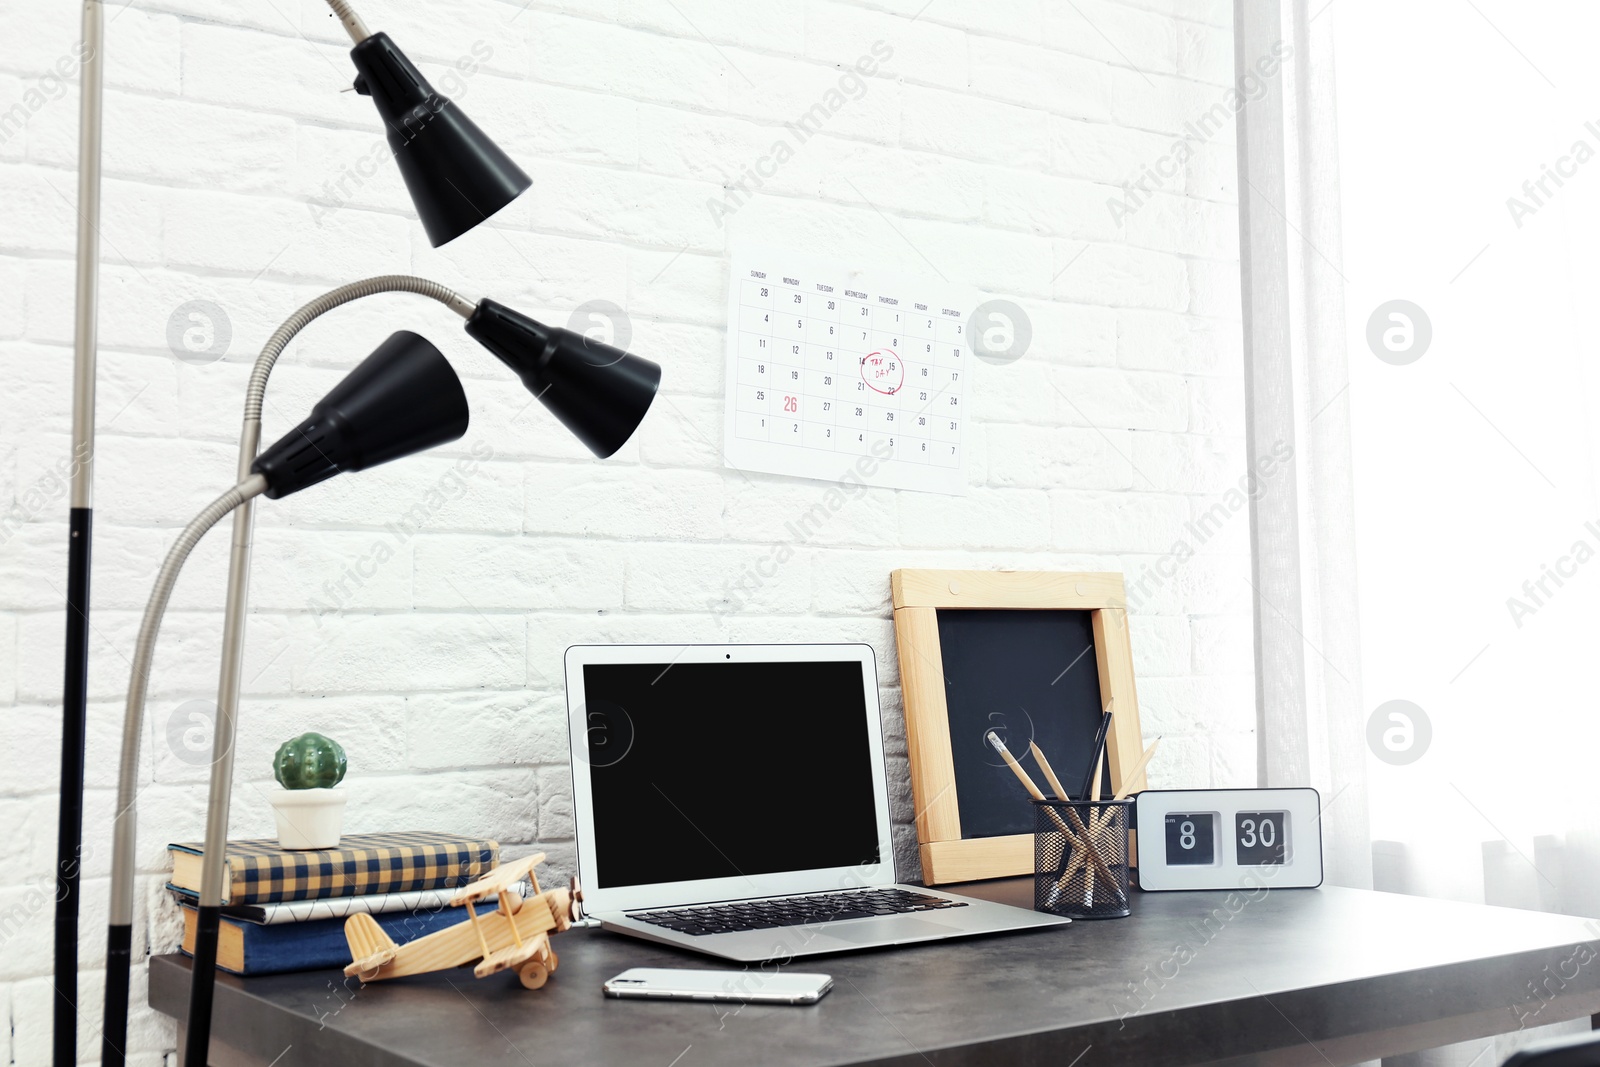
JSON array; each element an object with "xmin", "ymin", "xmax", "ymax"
[{"xmin": 859, "ymin": 349, "xmax": 904, "ymax": 395}]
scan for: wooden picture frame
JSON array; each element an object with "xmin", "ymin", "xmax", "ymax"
[{"xmin": 890, "ymin": 569, "xmax": 1147, "ymax": 884}]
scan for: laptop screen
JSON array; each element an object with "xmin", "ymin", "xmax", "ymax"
[{"xmin": 581, "ymin": 660, "xmax": 882, "ymax": 889}]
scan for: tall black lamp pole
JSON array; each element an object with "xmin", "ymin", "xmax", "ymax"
[{"xmin": 55, "ymin": 2, "xmax": 103, "ymax": 1065}]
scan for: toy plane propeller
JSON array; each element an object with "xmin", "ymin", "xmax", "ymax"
[{"xmin": 343, "ymin": 853, "xmax": 584, "ymax": 991}]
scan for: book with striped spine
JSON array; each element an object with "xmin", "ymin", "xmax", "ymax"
[{"xmin": 166, "ymin": 831, "xmax": 499, "ymax": 905}]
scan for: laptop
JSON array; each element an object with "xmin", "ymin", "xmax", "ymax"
[{"xmin": 564, "ymin": 643, "xmax": 1071, "ymax": 962}]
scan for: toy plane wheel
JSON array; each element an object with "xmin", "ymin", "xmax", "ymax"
[
  {"xmin": 474, "ymin": 941, "xmax": 539, "ymax": 980},
  {"xmin": 518, "ymin": 961, "xmax": 549, "ymax": 990}
]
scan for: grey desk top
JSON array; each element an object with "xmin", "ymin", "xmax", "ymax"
[{"xmin": 150, "ymin": 881, "xmax": 1600, "ymax": 1067}]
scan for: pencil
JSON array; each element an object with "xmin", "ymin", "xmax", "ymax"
[
  {"xmin": 1028, "ymin": 742, "xmax": 1072, "ymax": 802},
  {"xmin": 1029, "ymin": 739, "xmax": 1106, "ymax": 852},
  {"xmin": 1112, "ymin": 736, "xmax": 1160, "ymax": 801},
  {"xmin": 987, "ymin": 730, "xmax": 1056, "ymax": 807}
]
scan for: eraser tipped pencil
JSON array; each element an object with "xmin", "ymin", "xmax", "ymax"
[{"xmin": 987, "ymin": 730, "xmax": 1046, "ymax": 802}]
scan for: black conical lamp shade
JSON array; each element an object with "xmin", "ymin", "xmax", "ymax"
[
  {"xmin": 253, "ymin": 330, "xmax": 469, "ymax": 499},
  {"xmin": 349, "ymin": 33, "xmax": 531, "ymax": 247},
  {"xmin": 464, "ymin": 298, "xmax": 662, "ymax": 458}
]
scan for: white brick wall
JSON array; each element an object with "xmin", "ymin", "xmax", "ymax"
[{"xmin": 0, "ymin": 0, "xmax": 1252, "ymax": 1060}]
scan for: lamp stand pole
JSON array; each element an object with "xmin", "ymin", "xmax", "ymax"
[{"xmin": 58, "ymin": 2, "xmax": 103, "ymax": 1065}]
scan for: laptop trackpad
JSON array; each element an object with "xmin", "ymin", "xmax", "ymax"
[{"xmin": 827, "ymin": 917, "xmax": 963, "ymax": 943}]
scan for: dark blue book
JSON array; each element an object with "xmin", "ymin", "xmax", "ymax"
[{"xmin": 178, "ymin": 901, "xmax": 460, "ymax": 976}]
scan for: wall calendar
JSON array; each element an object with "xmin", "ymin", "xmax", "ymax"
[{"xmin": 722, "ymin": 245, "xmax": 975, "ymax": 495}]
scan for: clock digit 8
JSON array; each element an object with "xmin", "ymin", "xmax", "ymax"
[{"xmin": 1135, "ymin": 788, "xmax": 1323, "ymax": 891}]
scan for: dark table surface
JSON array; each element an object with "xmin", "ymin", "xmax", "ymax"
[{"xmin": 150, "ymin": 880, "xmax": 1600, "ymax": 1067}]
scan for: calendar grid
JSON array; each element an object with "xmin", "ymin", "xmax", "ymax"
[{"xmin": 725, "ymin": 248, "xmax": 973, "ymax": 496}]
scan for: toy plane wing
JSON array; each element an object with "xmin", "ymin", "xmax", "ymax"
[{"xmin": 450, "ymin": 853, "xmax": 545, "ymax": 906}]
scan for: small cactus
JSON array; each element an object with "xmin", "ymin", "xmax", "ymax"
[{"xmin": 273, "ymin": 732, "xmax": 347, "ymax": 790}]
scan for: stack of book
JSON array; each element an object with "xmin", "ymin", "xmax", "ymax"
[{"xmin": 168, "ymin": 831, "xmax": 499, "ymax": 976}]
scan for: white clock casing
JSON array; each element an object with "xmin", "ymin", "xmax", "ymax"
[{"xmin": 1134, "ymin": 788, "xmax": 1324, "ymax": 891}]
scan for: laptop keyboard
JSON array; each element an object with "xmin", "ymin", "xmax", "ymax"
[{"xmin": 625, "ymin": 888, "xmax": 969, "ymax": 937}]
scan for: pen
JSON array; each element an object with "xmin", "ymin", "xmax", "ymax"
[{"xmin": 1079, "ymin": 710, "xmax": 1113, "ymax": 801}]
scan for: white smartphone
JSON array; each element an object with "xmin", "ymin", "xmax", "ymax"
[{"xmin": 602, "ymin": 967, "xmax": 833, "ymax": 1005}]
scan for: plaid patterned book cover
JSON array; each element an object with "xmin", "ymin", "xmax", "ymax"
[{"xmin": 168, "ymin": 832, "xmax": 499, "ymax": 905}]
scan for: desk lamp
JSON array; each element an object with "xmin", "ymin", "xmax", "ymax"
[
  {"xmin": 327, "ymin": 0, "xmax": 531, "ymax": 245},
  {"xmin": 101, "ymin": 329, "xmax": 469, "ymax": 1061},
  {"xmin": 60, "ymin": 1, "xmax": 531, "ymax": 1059},
  {"xmin": 99, "ymin": 277, "xmax": 660, "ymax": 1067}
]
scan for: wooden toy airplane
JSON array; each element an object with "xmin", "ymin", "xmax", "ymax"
[{"xmin": 343, "ymin": 853, "xmax": 583, "ymax": 990}]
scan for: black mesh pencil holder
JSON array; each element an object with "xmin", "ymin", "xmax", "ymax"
[{"xmin": 1034, "ymin": 798, "xmax": 1132, "ymax": 919}]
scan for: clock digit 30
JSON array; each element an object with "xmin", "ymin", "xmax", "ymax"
[{"xmin": 1134, "ymin": 788, "xmax": 1324, "ymax": 891}]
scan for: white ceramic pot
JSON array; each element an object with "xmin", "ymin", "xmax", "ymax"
[{"xmin": 269, "ymin": 787, "xmax": 347, "ymax": 850}]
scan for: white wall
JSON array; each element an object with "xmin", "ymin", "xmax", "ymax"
[{"xmin": 0, "ymin": 0, "xmax": 1248, "ymax": 1061}]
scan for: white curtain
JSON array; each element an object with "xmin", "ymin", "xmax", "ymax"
[
  {"xmin": 1241, "ymin": 0, "xmax": 1600, "ymax": 1063},
  {"xmin": 1233, "ymin": 0, "xmax": 1372, "ymax": 890}
]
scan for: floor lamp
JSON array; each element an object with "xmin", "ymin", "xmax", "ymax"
[
  {"xmin": 98, "ymin": 277, "xmax": 660, "ymax": 1067},
  {"xmin": 60, "ymin": 0, "xmax": 536, "ymax": 1060}
]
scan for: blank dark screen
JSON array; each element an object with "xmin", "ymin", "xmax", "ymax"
[{"xmin": 582, "ymin": 660, "xmax": 882, "ymax": 889}]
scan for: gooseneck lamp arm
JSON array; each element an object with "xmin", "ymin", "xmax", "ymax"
[
  {"xmin": 182, "ymin": 279, "xmax": 472, "ymax": 1067},
  {"xmin": 102, "ymin": 477, "xmax": 267, "ymax": 1065},
  {"xmin": 326, "ymin": 0, "xmax": 372, "ymax": 44},
  {"xmin": 99, "ymin": 281, "xmax": 473, "ymax": 1067},
  {"xmin": 99, "ymin": 269, "xmax": 664, "ymax": 1065},
  {"xmin": 176, "ymin": 284, "xmax": 659, "ymax": 1066},
  {"xmin": 57, "ymin": 4, "xmax": 103, "ymax": 1064},
  {"xmin": 183, "ymin": 281, "xmax": 665, "ymax": 1067}
]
